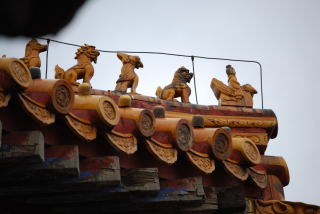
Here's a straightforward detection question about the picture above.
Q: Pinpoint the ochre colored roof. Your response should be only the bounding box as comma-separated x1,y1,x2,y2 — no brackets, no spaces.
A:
0,57,287,193
3,57,319,214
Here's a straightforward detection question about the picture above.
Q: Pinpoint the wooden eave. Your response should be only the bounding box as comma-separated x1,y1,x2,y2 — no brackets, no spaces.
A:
0,65,288,189
1,59,312,214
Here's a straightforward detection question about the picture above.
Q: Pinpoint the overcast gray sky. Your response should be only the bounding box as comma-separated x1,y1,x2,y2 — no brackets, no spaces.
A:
1,0,319,205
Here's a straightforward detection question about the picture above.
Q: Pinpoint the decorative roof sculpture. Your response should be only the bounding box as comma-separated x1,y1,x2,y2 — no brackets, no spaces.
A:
55,44,100,87
211,64,257,107
0,39,318,214
20,38,48,68
115,52,143,94
156,66,193,103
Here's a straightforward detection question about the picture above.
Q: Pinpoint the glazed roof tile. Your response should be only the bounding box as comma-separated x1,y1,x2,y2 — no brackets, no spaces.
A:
0,58,288,193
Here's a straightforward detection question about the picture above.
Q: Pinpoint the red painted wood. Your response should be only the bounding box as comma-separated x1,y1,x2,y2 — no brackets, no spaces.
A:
151,131,174,146
228,150,245,163
80,156,118,171
24,91,51,106
45,145,78,159
262,175,285,200
112,117,139,135
90,90,276,120
191,141,210,154
0,71,15,91
231,128,266,133
70,109,100,123
3,131,35,145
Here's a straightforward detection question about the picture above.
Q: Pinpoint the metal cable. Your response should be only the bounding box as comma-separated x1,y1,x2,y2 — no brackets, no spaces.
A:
45,39,50,79
191,56,198,104
37,37,264,109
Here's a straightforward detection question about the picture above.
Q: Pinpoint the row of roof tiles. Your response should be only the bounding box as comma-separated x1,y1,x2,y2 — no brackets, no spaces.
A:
0,57,289,190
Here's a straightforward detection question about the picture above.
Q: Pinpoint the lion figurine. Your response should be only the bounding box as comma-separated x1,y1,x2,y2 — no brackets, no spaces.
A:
114,53,143,94
55,44,100,86
156,66,194,103
20,38,48,68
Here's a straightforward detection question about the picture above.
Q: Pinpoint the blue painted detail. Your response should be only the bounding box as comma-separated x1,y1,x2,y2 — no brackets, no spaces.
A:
99,186,128,194
159,187,188,193
63,170,94,183
78,170,94,178
0,144,14,152
141,187,189,202
44,157,66,163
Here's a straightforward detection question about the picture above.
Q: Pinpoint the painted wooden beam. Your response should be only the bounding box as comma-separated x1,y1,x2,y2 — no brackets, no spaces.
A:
0,130,44,164
40,145,80,177
216,186,246,213
122,168,160,195
15,167,159,205
0,145,79,184
181,187,218,212
23,177,207,213
77,156,121,186
158,176,205,205
0,156,121,197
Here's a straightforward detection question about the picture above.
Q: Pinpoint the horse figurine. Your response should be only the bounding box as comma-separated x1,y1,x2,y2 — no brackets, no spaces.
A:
20,38,48,68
